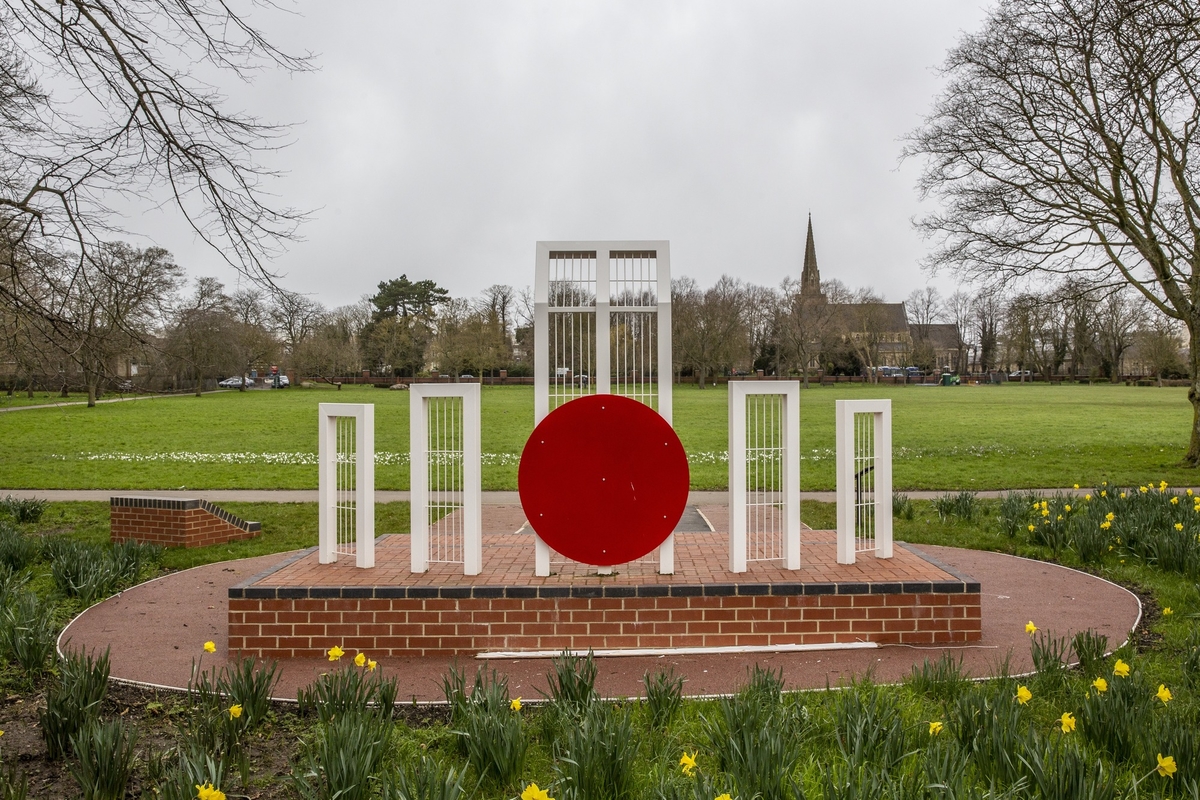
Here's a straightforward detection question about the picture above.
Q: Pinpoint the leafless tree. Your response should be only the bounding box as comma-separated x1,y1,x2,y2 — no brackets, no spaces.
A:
273,291,325,363
906,0,1200,464
1096,287,1147,381
905,286,943,340
166,277,236,396
972,290,1003,373
945,290,974,372
0,1,310,338
672,276,747,388
776,277,836,387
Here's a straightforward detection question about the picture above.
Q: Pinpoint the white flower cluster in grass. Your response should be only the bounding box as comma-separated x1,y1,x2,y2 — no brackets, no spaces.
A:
57,451,523,467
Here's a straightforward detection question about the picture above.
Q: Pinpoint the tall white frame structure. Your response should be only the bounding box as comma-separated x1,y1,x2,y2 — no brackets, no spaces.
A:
533,241,674,576
318,403,375,568
728,382,801,573
409,384,482,575
835,399,893,565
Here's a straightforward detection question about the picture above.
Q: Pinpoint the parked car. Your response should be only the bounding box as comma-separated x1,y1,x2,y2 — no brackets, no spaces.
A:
876,366,904,378
218,376,255,388
1008,370,1033,379
460,373,475,379
268,375,289,388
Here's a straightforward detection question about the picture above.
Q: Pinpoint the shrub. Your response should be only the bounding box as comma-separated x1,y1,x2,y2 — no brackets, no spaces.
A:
949,685,1027,785
934,491,979,523
446,667,526,785
68,719,139,800
702,668,806,800
544,649,598,718
219,655,280,728
1078,668,1154,762
380,756,466,800
40,648,110,760
643,666,684,730
555,702,638,800
1071,629,1109,677
892,493,915,521
298,663,398,724
998,491,1036,537
290,711,393,800
905,651,970,702
833,683,911,773
0,496,47,524
1071,518,1111,565
0,525,40,572
0,591,56,677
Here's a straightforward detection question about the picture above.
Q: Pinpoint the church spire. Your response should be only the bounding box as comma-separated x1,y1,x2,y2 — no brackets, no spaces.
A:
801,214,825,300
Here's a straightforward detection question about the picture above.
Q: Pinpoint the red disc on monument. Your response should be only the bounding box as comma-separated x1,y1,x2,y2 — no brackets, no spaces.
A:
518,395,690,567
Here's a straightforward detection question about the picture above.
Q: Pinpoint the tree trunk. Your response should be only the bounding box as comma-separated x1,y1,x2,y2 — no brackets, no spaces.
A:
195,372,204,397
1185,322,1200,466
698,367,707,389
86,381,97,408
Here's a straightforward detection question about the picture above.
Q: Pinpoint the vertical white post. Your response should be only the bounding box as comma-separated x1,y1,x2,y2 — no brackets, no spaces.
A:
835,400,855,565
729,383,748,573
656,245,675,574
462,385,483,575
875,402,893,559
595,248,611,396
782,382,801,569
318,407,336,564
410,392,429,573
357,404,375,568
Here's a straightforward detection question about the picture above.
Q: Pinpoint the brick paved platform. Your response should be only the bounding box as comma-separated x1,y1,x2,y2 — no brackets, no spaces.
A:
228,505,981,657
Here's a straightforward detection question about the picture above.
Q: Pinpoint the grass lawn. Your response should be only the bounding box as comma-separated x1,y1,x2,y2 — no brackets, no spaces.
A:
0,382,1195,491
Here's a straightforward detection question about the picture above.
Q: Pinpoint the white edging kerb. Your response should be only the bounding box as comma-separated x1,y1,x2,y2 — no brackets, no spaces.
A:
477,641,878,660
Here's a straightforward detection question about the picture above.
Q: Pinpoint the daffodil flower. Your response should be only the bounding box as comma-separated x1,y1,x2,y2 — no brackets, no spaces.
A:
1092,677,1108,693
511,697,523,711
327,645,345,662
1156,684,1172,704
929,721,944,736
1157,754,1177,778
680,752,697,775
522,783,553,800
1059,712,1075,733
228,704,242,720
1113,659,1130,678
1163,607,1173,616
367,659,378,672
1015,685,1032,705
354,652,366,668
1025,620,1038,635
196,782,227,800
203,641,216,654
1175,523,1184,531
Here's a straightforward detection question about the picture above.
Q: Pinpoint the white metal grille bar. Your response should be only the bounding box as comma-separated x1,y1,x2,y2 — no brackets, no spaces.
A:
728,381,801,573
318,403,374,568
835,399,892,564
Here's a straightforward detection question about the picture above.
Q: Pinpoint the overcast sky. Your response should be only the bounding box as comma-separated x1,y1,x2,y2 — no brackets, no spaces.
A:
132,1,993,309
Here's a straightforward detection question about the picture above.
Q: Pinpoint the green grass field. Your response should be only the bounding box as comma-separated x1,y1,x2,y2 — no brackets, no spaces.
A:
0,382,1194,491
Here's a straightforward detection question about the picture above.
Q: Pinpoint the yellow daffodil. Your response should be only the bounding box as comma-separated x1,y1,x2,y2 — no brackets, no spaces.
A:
1064,504,1072,512
1025,620,1038,635
929,721,944,736
327,645,345,662
1120,492,1127,499
1027,524,1036,533
228,704,242,720
1059,712,1075,733
1042,509,1050,517
203,641,216,654
1041,500,1049,510
367,659,378,672
1140,486,1148,494
1100,521,1111,530
511,697,523,711
1093,677,1108,693
1113,659,1130,678
716,794,733,800
1016,685,1032,705
680,752,697,775
1190,489,1195,497
1105,512,1115,521
1074,484,1080,490
354,652,366,668
1157,754,1177,778
1156,684,1173,704
1161,481,1169,491
522,783,552,800
1163,607,1173,616
1171,496,1180,505
1057,515,1064,522
196,783,226,800
1085,494,1092,501
1101,490,1107,497
1175,523,1184,531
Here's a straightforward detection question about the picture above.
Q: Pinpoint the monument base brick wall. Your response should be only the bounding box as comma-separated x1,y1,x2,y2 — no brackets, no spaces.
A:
227,586,981,658
111,497,261,549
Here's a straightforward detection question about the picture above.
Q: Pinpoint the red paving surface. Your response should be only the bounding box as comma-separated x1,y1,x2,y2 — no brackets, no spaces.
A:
255,519,954,590
61,544,1139,701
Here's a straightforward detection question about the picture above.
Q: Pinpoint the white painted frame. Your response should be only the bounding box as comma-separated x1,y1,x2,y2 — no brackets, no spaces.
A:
410,384,482,575
835,399,893,564
318,403,374,568
533,241,675,576
728,381,801,573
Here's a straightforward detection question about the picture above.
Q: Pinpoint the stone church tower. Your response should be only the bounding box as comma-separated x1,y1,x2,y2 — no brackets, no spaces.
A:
800,214,826,301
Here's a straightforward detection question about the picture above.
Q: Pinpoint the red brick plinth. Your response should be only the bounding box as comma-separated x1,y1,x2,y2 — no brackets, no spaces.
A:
228,533,981,658
111,497,261,549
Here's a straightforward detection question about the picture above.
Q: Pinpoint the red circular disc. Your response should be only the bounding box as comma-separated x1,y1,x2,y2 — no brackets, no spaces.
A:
518,395,690,566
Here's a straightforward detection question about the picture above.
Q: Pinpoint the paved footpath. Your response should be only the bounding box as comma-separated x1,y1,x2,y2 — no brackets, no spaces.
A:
0,488,1135,503
0,390,230,413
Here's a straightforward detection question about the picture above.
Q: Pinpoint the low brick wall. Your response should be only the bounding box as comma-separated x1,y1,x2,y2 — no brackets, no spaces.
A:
227,579,981,658
111,497,261,549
